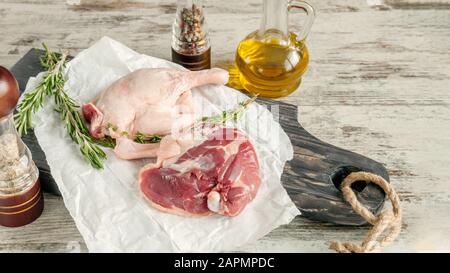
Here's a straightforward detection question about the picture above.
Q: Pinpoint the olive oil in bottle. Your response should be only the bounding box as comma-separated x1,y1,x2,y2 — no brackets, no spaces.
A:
234,31,309,98
229,0,315,98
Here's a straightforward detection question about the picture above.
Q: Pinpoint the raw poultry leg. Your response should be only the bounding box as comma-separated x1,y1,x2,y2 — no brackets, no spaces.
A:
82,68,229,160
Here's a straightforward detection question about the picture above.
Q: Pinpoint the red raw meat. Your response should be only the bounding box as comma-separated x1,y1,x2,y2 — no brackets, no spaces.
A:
139,126,261,217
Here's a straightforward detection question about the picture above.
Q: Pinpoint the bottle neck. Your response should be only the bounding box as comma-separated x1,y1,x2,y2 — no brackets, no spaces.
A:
258,0,289,40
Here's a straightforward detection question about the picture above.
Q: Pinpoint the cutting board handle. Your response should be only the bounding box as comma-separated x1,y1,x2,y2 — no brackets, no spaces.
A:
256,99,388,226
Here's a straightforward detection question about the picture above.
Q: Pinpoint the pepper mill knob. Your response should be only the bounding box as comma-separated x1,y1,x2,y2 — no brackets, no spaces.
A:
0,66,20,119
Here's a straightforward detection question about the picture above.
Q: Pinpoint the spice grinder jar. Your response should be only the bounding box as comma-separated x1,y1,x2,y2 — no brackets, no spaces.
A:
0,66,44,227
171,0,211,70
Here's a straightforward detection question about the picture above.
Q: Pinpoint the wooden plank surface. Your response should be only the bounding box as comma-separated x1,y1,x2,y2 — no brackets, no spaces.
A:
1,0,450,252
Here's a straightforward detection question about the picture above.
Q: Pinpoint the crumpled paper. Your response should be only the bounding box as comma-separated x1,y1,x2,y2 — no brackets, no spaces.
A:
25,37,300,252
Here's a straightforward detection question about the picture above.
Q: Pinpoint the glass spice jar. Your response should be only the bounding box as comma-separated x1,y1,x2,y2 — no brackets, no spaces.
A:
171,0,211,70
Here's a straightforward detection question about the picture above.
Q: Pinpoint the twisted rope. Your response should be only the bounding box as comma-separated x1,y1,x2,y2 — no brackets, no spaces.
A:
330,171,402,253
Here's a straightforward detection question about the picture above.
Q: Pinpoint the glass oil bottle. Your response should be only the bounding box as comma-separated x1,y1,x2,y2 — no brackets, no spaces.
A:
230,0,315,98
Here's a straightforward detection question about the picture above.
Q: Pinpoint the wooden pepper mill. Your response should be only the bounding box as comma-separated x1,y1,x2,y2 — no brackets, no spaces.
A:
0,66,44,227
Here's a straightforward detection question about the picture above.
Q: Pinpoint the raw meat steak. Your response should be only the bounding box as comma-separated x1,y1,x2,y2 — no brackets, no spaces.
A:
139,126,261,217
82,68,229,160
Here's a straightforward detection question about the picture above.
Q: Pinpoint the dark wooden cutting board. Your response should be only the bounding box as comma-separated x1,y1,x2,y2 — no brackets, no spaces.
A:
10,49,388,226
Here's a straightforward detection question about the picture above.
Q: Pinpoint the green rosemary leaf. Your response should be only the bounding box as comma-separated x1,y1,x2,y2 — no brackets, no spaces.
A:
148,135,162,143
134,132,162,144
94,136,116,149
135,132,146,144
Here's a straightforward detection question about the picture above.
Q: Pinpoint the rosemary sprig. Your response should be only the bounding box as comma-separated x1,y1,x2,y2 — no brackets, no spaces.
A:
101,95,257,147
53,84,107,169
15,44,108,169
14,44,67,136
135,132,162,144
102,96,257,146
200,95,257,125
105,123,162,145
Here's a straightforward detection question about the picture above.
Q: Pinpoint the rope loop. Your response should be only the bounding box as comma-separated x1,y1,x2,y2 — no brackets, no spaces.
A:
330,171,402,253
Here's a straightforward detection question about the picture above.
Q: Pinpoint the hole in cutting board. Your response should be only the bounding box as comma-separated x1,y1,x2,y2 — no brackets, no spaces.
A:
331,166,368,192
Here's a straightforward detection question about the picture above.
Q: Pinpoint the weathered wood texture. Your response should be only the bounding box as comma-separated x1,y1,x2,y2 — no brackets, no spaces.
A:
1,0,450,252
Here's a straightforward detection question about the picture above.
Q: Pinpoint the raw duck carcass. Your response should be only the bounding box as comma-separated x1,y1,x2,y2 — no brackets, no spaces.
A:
139,125,261,217
82,68,229,160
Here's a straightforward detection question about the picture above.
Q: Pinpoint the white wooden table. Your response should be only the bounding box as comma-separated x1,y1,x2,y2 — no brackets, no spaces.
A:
1,0,449,252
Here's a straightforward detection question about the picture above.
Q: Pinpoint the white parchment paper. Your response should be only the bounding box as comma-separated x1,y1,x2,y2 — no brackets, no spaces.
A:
25,37,300,252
